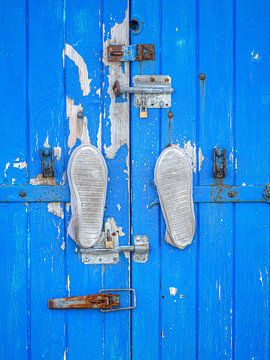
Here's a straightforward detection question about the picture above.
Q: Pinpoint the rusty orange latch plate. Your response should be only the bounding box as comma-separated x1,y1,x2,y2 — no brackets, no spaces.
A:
48,293,120,311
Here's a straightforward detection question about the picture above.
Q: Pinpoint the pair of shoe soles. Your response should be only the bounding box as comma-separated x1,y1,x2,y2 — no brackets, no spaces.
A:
68,144,195,249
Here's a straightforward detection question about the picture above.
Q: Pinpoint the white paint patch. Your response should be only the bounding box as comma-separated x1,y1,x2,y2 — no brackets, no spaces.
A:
66,275,70,296
103,8,129,160
242,182,247,186
44,135,50,148
60,171,66,185
11,178,15,185
216,280,221,301
47,203,64,219
65,202,71,212
180,141,197,173
229,151,234,163
251,50,261,63
63,348,67,360
198,147,205,171
259,271,263,285
169,287,178,296
4,162,10,178
97,113,102,151
30,173,56,185
96,88,101,97
66,97,91,153
61,241,66,251
105,217,125,237
64,43,91,96
117,203,121,212
13,161,27,169
54,146,62,161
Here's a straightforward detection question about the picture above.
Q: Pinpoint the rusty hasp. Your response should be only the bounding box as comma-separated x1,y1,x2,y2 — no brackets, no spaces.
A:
107,44,155,62
48,293,120,311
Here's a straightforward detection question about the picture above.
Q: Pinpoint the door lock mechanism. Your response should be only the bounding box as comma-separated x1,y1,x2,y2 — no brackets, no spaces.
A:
113,75,174,118
80,221,149,265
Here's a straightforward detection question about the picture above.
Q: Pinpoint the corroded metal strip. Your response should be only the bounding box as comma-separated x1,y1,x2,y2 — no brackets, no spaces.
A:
48,293,120,310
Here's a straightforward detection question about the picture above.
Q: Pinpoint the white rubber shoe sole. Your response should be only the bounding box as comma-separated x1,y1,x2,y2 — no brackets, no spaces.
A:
154,146,195,249
67,144,108,249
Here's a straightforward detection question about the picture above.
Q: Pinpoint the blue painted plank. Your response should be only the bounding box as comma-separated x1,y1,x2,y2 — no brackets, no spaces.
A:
197,0,234,358
130,1,162,359
102,1,131,359
0,205,28,360
28,0,67,358
64,1,103,359
234,0,270,358
0,1,28,359
159,1,197,358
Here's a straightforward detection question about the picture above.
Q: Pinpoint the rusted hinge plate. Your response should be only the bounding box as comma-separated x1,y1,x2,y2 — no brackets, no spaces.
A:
48,293,120,310
107,44,155,62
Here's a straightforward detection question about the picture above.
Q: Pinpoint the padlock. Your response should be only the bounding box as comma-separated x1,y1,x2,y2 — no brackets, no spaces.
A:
140,105,148,118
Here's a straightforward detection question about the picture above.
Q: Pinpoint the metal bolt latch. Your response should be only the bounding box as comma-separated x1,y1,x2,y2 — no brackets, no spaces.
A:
113,75,174,119
79,220,149,265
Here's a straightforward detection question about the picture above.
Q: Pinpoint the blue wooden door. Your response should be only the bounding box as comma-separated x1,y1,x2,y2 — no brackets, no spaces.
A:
0,0,269,359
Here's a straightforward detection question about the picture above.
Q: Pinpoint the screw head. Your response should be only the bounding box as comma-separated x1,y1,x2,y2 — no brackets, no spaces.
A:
199,73,206,81
19,191,26,198
82,257,89,263
168,111,174,119
77,111,84,119
228,190,236,198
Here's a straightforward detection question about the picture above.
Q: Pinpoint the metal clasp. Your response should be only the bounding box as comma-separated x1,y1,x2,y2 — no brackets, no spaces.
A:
99,289,136,312
113,75,174,118
80,221,149,265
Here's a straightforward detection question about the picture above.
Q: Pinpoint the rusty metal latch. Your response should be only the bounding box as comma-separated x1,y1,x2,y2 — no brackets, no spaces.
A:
48,289,136,312
107,44,155,62
113,75,174,118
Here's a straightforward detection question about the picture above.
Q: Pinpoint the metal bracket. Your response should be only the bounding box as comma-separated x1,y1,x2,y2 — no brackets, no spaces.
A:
80,221,149,264
213,147,226,178
263,184,270,203
42,148,54,178
107,44,155,62
113,75,173,118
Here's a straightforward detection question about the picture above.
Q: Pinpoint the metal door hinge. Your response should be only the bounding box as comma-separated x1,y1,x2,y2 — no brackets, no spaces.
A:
113,75,173,118
213,147,226,178
42,147,54,178
107,44,155,62
48,288,136,312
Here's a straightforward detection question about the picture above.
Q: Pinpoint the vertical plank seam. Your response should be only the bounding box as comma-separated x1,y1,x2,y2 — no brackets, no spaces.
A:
195,0,201,358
